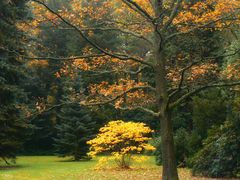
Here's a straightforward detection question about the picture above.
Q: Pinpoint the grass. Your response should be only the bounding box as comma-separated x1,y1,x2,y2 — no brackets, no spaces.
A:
0,156,236,180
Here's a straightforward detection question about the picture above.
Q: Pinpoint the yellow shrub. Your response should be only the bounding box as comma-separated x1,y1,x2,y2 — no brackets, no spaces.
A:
87,120,155,169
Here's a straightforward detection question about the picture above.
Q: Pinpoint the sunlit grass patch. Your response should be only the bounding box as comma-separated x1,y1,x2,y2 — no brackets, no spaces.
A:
0,156,237,180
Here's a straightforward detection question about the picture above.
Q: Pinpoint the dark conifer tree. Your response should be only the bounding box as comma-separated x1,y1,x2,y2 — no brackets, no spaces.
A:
53,76,97,161
54,104,96,161
0,0,29,164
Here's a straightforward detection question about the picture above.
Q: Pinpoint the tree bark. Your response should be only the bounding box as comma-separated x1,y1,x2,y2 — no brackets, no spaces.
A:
160,109,179,180
155,59,179,180
153,24,179,180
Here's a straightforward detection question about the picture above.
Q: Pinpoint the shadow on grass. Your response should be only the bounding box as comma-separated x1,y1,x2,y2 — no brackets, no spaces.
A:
56,158,95,163
0,165,29,171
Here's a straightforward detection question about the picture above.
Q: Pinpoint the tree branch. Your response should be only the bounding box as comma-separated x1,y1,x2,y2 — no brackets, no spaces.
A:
32,0,154,68
205,49,240,60
83,66,148,77
27,86,156,120
166,14,237,40
27,101,78,121
0,46,107,61
168,61,199,101
113,104,160,117
162,0,182,31
169,81,240,109
59,27,153,45
167,48,240,105
81,27,153,45
25,54,106,61
121,0,154,22
81,85,156,106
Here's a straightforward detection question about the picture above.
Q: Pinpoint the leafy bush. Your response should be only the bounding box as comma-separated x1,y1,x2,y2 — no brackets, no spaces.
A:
87,120,155,169
191,115,240,178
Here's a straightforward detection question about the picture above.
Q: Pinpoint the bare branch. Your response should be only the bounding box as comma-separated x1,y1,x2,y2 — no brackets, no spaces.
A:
114,105,160,117
169,81,240,109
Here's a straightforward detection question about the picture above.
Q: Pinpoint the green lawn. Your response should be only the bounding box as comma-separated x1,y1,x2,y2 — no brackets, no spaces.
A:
0,156,234,180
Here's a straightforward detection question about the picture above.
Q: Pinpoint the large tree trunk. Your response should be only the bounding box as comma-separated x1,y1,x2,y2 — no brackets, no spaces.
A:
153,32,179,180
160,109,179,180
155,61,179,180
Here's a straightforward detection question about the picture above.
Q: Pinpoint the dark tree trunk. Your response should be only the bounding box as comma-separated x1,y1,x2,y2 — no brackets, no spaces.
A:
155,61,179,180
160,110,179,180
153,26,179,179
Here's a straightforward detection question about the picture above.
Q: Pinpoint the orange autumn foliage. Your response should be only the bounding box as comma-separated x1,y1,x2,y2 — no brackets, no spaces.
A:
167,63,219,86
174,0,240,31
223,61,240,80
88,79,154,108
25,0,240,109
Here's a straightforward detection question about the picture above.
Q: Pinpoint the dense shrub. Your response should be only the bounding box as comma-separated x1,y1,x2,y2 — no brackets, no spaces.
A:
191,115,240,178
